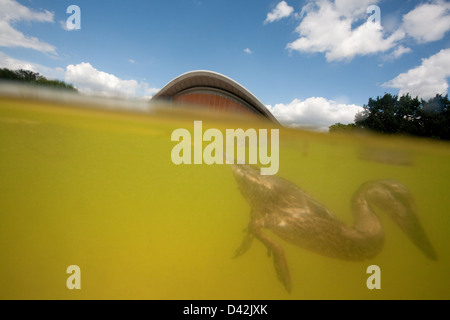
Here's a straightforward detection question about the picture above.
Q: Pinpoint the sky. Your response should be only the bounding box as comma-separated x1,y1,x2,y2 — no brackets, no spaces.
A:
1,0,450,130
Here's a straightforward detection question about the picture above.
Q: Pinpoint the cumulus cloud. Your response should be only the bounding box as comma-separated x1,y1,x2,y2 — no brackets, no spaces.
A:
65,62,159,99
59,20,72,31
286,0,408,61
383,49,450,100
0,51,42,72
0,52,159,99
401,0,450,43
266,97,363,131
0,0,56,54
0,51,64,79
284,0,450,62
387,45,412,60
244,48,253,54
264,1,294,24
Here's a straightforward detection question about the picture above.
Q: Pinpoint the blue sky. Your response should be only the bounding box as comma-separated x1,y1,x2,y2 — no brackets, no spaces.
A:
1,0,450,130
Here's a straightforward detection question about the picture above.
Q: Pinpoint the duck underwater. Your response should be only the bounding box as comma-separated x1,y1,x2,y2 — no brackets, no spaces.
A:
230,164,438,293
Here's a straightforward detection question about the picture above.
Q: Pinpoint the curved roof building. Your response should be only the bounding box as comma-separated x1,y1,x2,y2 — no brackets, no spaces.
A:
152,70,279,124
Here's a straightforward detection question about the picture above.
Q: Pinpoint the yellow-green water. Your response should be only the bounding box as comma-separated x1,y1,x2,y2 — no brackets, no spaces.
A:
0,96,449,300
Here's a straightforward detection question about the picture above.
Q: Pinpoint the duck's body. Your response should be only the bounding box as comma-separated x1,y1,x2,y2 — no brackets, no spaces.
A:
231,164,437,292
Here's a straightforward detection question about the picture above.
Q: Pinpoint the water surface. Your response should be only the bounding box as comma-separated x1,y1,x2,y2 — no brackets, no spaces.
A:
0,96,448,299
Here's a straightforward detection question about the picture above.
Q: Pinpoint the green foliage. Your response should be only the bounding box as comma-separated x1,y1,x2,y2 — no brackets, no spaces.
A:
0,68,77,92
0,68,20,80
419,94,450,140
34,78,77,91
329,123,357,132
353,93,450,140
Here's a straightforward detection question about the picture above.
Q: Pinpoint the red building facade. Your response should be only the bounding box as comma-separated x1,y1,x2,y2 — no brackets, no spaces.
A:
152,70,279,124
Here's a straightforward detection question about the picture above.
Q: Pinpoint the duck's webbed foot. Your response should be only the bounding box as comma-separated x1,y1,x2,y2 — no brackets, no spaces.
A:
234,225,255,258
252,226,292,293
235,220,291,293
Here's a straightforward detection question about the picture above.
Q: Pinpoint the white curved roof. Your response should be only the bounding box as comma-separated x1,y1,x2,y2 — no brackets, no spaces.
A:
152,70,279,124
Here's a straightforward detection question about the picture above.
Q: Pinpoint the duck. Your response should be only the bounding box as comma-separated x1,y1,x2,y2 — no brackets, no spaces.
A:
231,164,438,292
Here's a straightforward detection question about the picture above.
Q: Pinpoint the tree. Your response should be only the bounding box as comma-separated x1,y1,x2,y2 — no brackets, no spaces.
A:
0,68,77,91
355,93,420,134
15,69,44,81
329,123,357,132
354,93,450,140
34,77,77,91
396,94,421,134
419,94,450,140
0,68,18,80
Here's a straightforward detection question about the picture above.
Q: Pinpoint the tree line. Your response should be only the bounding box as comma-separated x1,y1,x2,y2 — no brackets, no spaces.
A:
330,93,450,141
0,68,77,92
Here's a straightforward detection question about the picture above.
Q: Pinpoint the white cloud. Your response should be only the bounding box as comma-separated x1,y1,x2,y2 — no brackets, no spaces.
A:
0,52,159,99
0,51,41,72
244,48,253,54
334,0,377,17
266,97,363,131
264,1,294,24
0,0,56,54
383,49,450,100
0,0,53,22
65,62,159,99
286,0,450,62
286,0,408,62
401,0,450,43
0,51,63,78
60,20,71,31
387,45,412,60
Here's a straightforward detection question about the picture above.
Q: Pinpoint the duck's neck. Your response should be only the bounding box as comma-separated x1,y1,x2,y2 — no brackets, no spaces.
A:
351,183,384,238
350,180,437,261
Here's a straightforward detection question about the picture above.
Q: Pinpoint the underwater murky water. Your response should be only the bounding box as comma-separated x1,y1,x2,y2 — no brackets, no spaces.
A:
0,95,449,299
